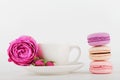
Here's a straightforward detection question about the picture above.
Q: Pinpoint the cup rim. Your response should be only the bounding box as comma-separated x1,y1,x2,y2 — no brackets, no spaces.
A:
38,42,80,45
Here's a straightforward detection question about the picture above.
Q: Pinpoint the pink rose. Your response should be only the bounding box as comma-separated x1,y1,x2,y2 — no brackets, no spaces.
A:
8,36,38,66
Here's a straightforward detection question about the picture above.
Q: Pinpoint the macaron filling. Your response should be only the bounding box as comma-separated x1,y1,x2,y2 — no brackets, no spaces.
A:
88,37,110,43
91,52,110,54
90,65,112,70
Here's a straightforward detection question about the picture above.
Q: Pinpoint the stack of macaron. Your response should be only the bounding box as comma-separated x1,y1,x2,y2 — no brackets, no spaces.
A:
87,32,112,74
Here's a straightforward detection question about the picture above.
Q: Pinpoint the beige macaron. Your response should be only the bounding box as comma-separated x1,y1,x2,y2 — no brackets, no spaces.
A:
89,46,111,61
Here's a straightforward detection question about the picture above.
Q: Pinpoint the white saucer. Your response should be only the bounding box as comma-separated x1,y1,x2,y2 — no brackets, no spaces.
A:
24,63,84,75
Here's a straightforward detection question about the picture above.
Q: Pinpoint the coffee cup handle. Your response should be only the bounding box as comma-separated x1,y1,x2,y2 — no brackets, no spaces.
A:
68,45,81,64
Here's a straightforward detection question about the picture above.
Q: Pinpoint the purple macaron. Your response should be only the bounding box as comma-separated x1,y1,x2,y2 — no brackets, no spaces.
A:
87,32,110,46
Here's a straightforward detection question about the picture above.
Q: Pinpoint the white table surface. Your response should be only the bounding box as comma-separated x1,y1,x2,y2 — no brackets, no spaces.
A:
1,62,120,80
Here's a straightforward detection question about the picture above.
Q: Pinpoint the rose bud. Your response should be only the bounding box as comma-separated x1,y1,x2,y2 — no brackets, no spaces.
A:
34,60,45,66
45,61,54,66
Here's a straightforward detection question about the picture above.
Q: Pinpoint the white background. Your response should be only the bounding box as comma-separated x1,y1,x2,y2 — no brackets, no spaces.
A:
0,0,120,79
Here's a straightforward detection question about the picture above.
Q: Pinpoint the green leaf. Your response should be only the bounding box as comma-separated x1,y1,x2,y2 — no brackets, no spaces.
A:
43,59,48,63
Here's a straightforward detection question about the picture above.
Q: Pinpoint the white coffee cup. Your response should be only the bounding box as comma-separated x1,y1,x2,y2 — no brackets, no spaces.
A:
39,43,81,65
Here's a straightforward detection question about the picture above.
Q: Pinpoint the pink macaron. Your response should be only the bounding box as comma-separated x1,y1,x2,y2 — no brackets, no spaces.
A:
90,61,112,74
87,32,110,46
